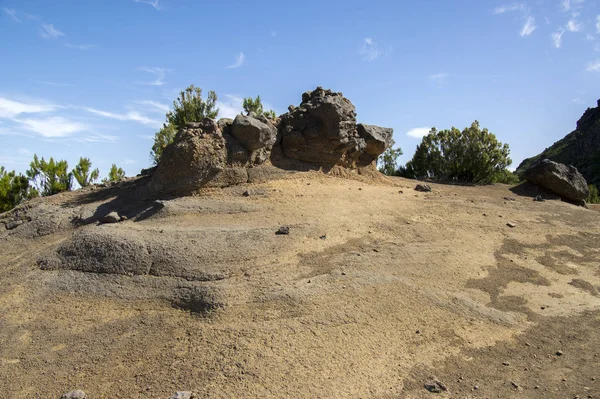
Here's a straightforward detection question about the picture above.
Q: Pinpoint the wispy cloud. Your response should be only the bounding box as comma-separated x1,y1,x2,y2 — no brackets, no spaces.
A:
552,29,565,48
407,127,431,138
586,60,600,72
596,15,600,34
135,67,169,86
358,38,391,61
40,23,65,39
13,116,88,138
429,72,448,84
65,43,93,50
572,98,585,104
3,8,20,22
226,52,246,69
134,0,160,10
0,97,58,118
37,81,74,87
493,3,525,14
561,0,584,12
566,19,583,32
135,100,170,113
84,107,162,127
215,95,243,119
124,159,138,165
520,16,536,36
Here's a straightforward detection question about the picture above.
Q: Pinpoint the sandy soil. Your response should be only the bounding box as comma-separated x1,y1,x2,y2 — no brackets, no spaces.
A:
0,172,599,398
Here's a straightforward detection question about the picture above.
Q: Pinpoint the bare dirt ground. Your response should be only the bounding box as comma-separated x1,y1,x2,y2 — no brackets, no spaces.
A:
1,172,599,398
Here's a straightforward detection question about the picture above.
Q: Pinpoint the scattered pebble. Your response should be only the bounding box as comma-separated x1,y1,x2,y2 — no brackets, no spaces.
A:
415,184,432,192
502,361,510,366
534,195,545,202
242,190,250,197
424,377,447,393
510,381,520,389
504,196,516,201
319,235,327,240
506,222,516,228
275,226,290,235
61,391,87,399
170,392,195,399
102,211,120,224
556,350,563,356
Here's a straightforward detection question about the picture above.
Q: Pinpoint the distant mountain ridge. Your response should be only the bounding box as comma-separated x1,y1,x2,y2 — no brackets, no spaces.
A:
516,100,600,187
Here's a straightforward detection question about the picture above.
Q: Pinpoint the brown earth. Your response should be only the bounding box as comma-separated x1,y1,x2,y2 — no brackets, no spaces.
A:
1,172,599,398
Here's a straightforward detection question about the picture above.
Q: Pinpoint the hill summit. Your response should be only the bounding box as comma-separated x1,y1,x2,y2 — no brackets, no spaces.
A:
516,99,600,186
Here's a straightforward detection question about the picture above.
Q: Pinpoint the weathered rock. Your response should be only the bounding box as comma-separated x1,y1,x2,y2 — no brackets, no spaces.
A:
61,390,87,399
102,211,120,224
4,219,24,230
523,159,589,201
231,114,277,157
149,119,228,195
356,124,393,156
279,87,392,167
415,184,432,192
276,226,290,235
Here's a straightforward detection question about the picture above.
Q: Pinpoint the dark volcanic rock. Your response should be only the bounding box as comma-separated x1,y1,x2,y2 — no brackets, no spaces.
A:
523,159,589,201
279,87,392,167
516,99,600,187
231,114,277,152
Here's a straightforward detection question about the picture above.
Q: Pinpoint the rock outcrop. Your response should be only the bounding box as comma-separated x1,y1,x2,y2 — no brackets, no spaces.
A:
516,99,600,187
279,87,392,167
523,159,589,201
149,87,393,195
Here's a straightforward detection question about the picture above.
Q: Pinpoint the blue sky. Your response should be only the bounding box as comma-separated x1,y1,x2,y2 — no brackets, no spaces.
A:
1,0,599,181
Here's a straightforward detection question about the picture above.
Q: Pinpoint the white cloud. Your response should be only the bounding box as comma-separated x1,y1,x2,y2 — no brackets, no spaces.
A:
37,81,74,87
215,95,243,119
3,8,20,22
135,100,170,113
134,0,160,10
566,19,583,32
596,15,600,33
587,34,595,41
40,24,65,39
18,148,32,155
586,60,600,72
494,3,525,14
561,0,584,12
226,52,246,69
270,30,277,37
572,98,585,104
520,16,536,36
84,107,162,127
65,43,93,50
358,38,390,61
429,72,447,80
0,97,57,118
407,127,431,138
552,29,565,47
136,67,169,86
124,159,137,165
14,116,87,138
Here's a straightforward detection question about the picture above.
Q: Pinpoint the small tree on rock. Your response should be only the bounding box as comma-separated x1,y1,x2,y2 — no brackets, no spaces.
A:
242,95,277,119
72,157,100,188
26,155,73,196
151,85,219,164
102,164,126,184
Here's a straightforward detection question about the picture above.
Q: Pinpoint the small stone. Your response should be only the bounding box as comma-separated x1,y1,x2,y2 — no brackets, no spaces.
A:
275,226,290,235
320,235,327,240
415,184,432,192
556,350,563,356
242,190,250,197
4,220,24,230
534,195,545,202
502,361,510,366
341,271,346,276
61,391,87,399
120,215,128,221
424,377,447,393
511,381,520,389
504,196,516,201
506,222,516,228
102,211,120,224
170,392,195,399
398,190,404,194
416,330,420,334
473,385,479,390
483,213,487,216
534,385,540,389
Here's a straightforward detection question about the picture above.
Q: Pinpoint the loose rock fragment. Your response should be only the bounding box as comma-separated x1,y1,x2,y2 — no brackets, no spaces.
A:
424,377,447,393
102,211,120,224
170,392,195,399
415,184,432,192
61,391,87,399
506,222,516,228
276,226,290,235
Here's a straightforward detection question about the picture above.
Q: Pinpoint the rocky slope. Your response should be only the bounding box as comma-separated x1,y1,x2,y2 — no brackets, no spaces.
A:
516,99,600,187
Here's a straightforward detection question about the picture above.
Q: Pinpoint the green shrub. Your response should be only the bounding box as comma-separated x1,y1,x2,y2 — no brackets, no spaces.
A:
102,164,125,184
26,155,73,196
406,121,513,184
242,95,277,119
0,167,34,212
587,184,600,204
377,139,403,176
72,157,100,188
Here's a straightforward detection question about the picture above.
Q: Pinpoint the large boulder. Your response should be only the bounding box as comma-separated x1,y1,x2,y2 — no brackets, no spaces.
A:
149,119,228,195
523,159,589,201
279,87,392,167
231,114,277,165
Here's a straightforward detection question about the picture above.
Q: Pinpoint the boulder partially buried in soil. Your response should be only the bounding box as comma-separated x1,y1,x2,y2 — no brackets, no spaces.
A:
523,159,589,201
